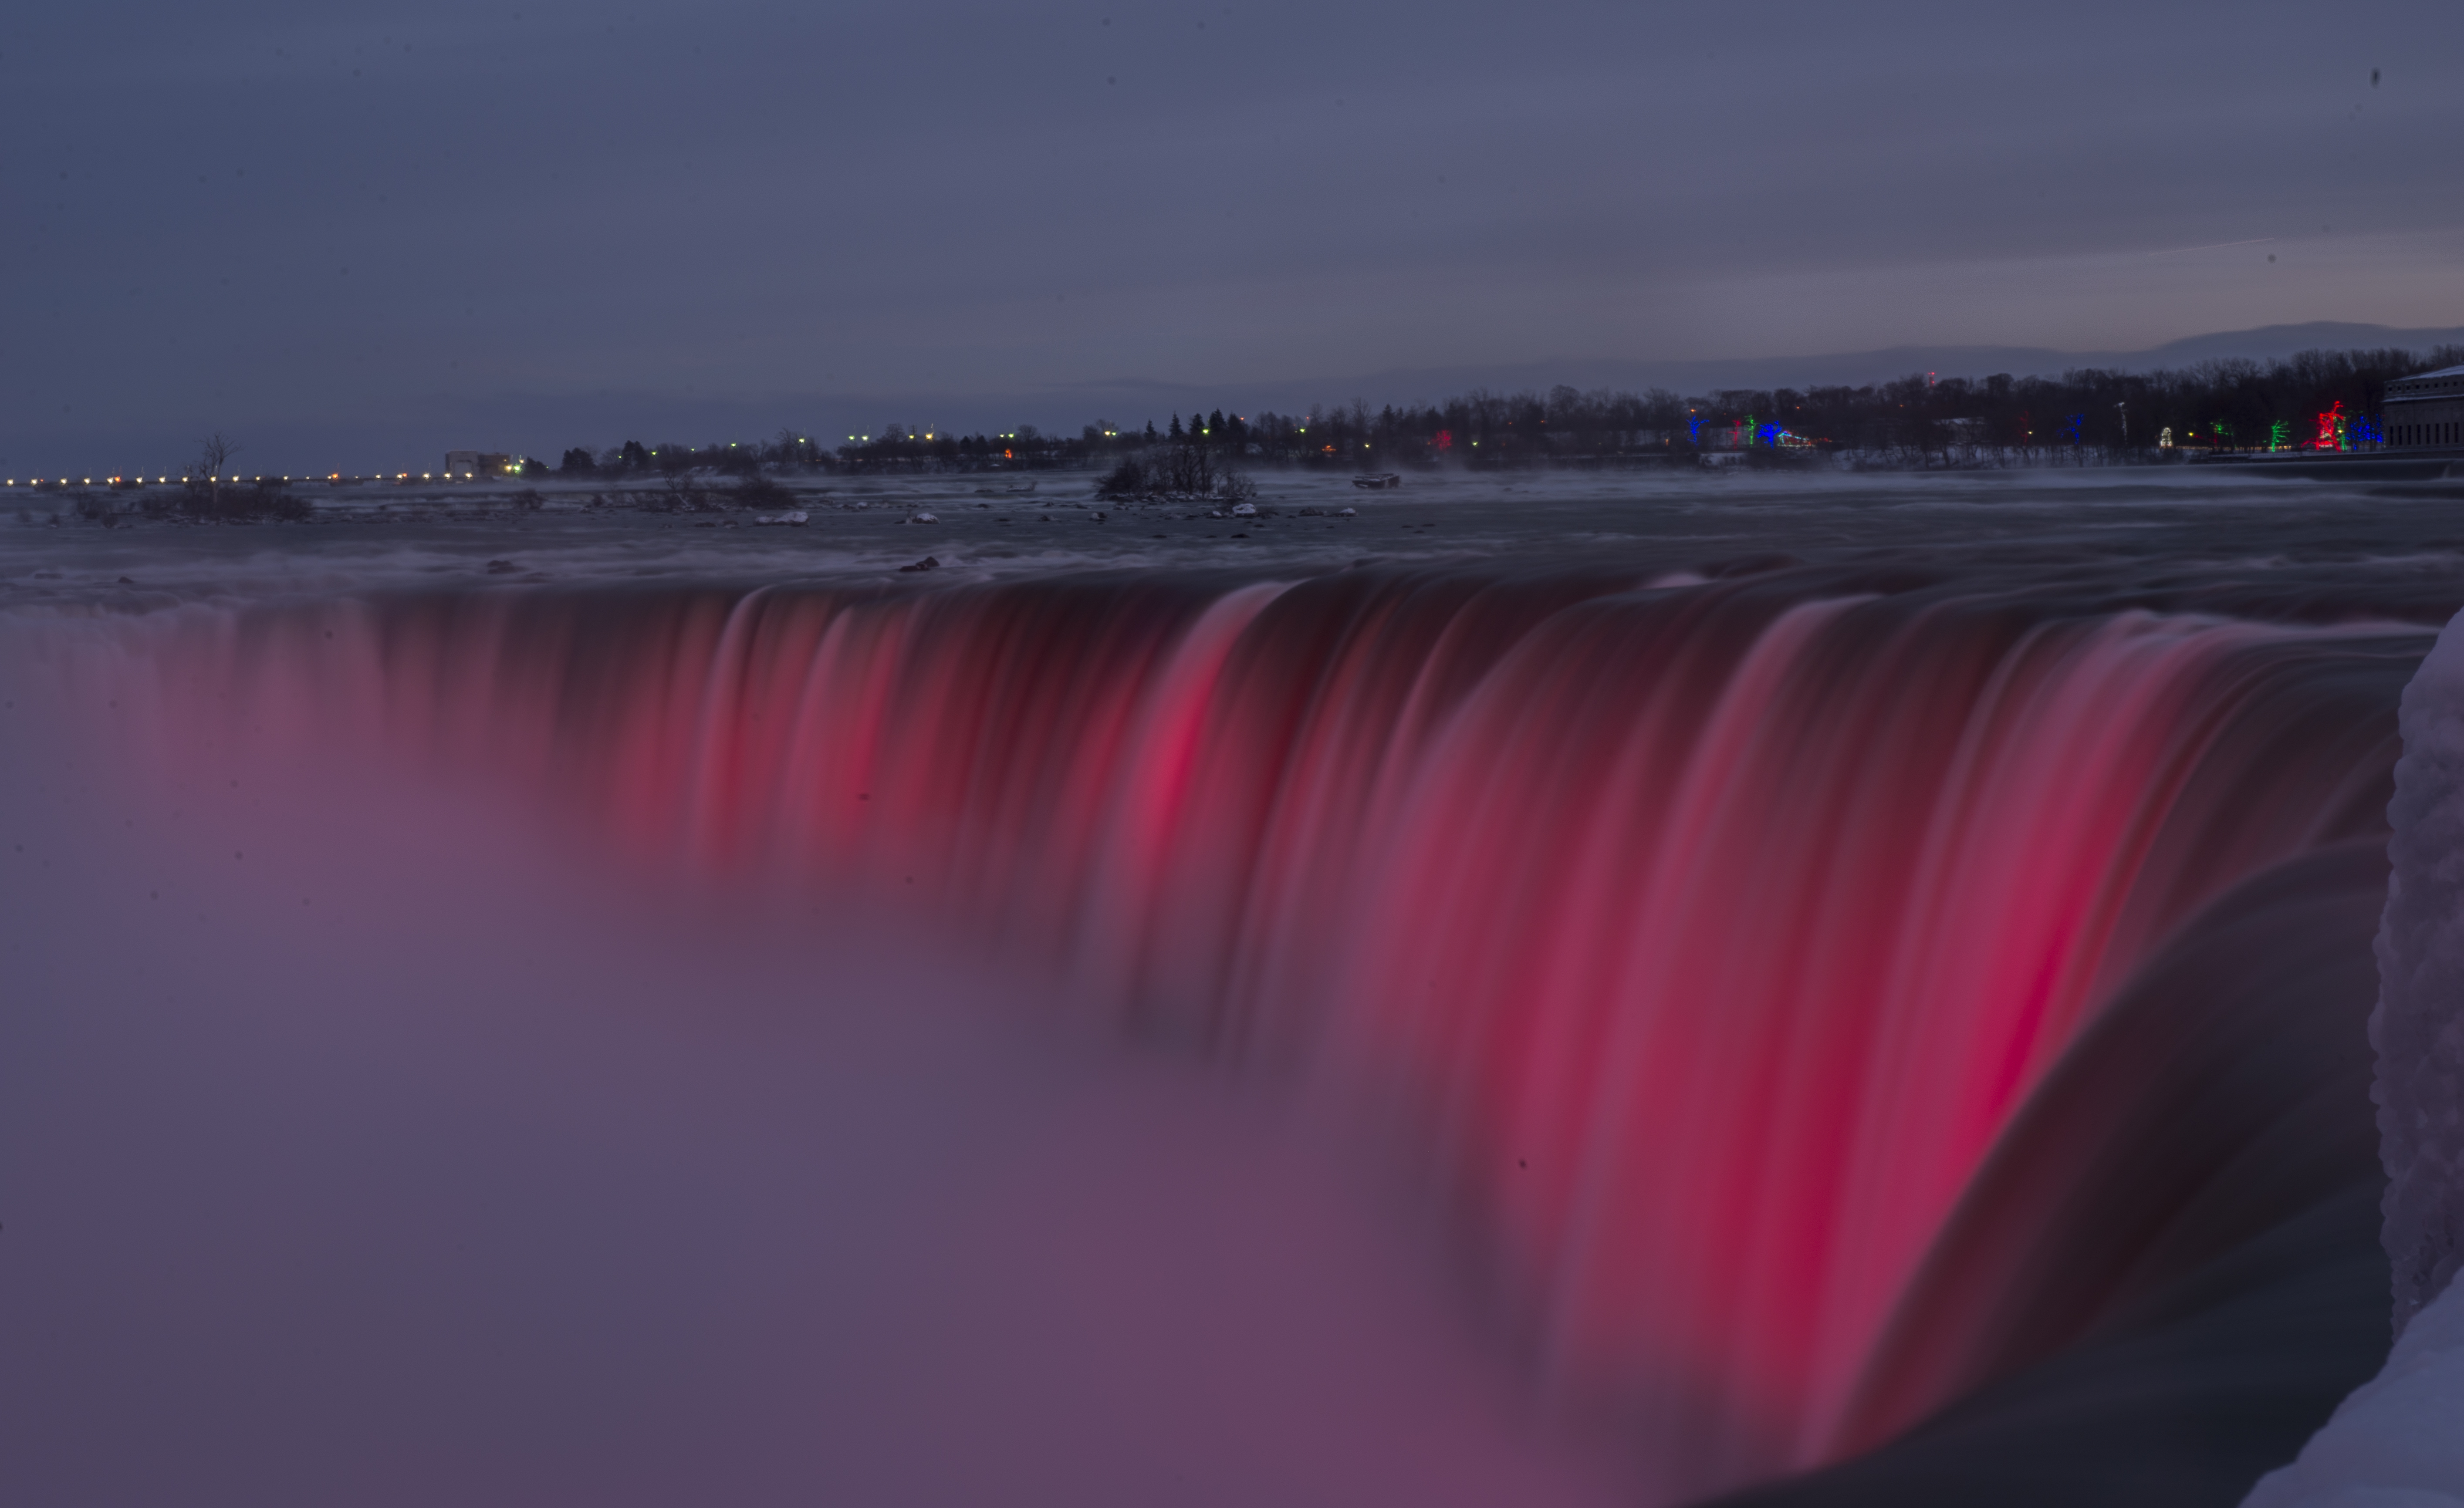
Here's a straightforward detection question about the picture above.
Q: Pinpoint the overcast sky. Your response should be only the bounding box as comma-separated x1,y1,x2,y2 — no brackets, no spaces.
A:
7,0,2461,471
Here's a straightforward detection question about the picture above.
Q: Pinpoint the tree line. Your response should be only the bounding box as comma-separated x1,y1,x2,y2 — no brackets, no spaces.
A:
529,344,2464,477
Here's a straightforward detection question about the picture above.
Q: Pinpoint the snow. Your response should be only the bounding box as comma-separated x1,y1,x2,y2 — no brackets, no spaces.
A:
2376,606,2464,1333
2240,604,2464,1508
2241,1278,2464,1507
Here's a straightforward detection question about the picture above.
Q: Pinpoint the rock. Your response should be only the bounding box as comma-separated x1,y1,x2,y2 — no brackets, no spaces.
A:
898,556,941,573
908,512,939,524
1231,502,1258,517
1338,507,1357,516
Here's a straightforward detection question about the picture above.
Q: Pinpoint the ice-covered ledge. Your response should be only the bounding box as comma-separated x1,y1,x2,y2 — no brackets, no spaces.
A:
2244,608,2464,1507
2377,609,2464,1334
2242,1277,2464,1506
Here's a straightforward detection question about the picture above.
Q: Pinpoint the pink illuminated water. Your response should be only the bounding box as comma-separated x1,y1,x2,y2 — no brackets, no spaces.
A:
33,562,2408,1503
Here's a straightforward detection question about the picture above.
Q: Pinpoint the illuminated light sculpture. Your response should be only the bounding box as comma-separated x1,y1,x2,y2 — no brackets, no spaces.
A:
2305,401,2350,452
1752,423,1820,450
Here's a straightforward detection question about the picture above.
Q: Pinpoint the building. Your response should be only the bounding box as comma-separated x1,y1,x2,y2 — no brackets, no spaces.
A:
444,450,516,478
2385,365,2464,449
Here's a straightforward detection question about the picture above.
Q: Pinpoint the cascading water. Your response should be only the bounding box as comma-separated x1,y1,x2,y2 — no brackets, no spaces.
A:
81,561,2420,1504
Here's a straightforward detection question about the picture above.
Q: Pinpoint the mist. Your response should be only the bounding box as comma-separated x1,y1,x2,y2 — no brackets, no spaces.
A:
0,629,1627,1508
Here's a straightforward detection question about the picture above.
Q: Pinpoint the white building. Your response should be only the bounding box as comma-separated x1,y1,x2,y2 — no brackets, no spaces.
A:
444,450,516,478
2386,366,2464,449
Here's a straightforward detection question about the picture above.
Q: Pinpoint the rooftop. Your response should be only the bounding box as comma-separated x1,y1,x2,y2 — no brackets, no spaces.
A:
2387,365,2464,401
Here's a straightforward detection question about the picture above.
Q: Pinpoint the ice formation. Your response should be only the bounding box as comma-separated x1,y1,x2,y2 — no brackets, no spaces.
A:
2378,607,2464,1334
2237,607,2464,1508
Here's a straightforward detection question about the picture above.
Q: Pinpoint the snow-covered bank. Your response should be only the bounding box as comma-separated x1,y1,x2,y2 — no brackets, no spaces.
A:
2379,609,2464,1335
2242,1279,2464,1506
2240,607,2464,1507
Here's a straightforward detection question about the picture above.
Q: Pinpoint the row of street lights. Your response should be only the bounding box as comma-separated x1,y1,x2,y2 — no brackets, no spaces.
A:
3,472,507,487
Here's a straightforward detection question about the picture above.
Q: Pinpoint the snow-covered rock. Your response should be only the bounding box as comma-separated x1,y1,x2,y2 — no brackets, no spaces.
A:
2242,1277,2464,1506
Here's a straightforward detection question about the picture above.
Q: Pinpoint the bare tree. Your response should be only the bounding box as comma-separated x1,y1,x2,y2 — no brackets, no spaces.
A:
191,433,239,511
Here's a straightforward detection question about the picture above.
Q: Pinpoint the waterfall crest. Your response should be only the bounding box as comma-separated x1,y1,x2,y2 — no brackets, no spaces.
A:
122,566,2422,1501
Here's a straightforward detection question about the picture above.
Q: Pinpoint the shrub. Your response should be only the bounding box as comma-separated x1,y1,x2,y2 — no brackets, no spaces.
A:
655,474,717,512
731,474,794,509
1095,458,1149,500
147,479,311,523
1155,444,1216,497
71,491,128,527
1097,449,1256,502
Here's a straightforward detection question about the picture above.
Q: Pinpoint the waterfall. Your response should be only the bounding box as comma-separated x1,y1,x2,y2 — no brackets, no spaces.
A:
103,563,2423,1502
